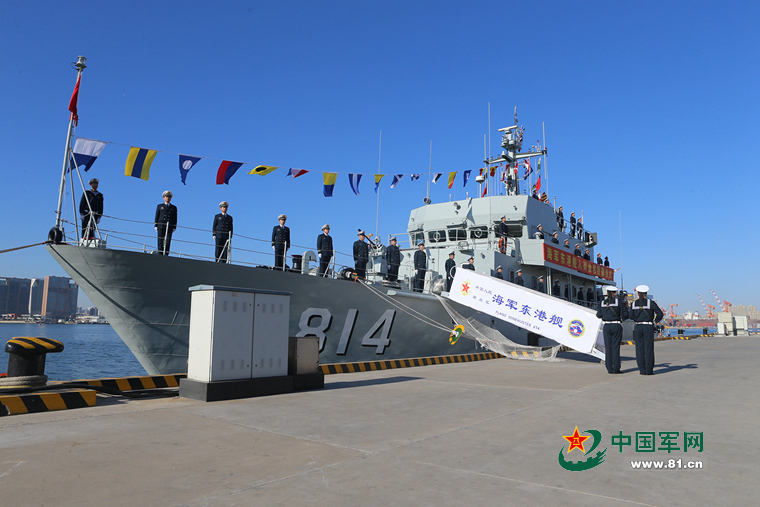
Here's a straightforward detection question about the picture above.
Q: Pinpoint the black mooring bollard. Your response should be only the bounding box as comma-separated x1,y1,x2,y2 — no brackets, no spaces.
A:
5,337,64,378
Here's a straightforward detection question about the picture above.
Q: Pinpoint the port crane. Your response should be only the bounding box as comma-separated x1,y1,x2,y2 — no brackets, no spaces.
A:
710,290,733,313
696,294,716,319
668,304,678,319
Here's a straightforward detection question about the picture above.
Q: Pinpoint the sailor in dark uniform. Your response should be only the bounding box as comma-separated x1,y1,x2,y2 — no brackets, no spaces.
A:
569,212,576,238
577,218,584,240
563,239,570,249
212,201,233,263
551,232,559,244
515,268,524,286
537,275,545,293
154,190,177,255
316,224,333,277
556,206,565,233
583,249,591,261
444,251,456,292
574,244,582,257
534,224,544,239
597,253,603,265
596,287,629,374
497,216,508,237
494,266,503,279
586,287,595,307
413,241,427,292
79,178,103,240
576,288,584,305
462,257,476,271
386,237,401,281
630,285,664,375
604,256,610,267
550,280,559,297
353,230,369,279
272,214,290,271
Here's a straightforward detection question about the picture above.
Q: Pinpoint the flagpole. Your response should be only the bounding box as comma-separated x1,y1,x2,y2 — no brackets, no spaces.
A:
543,122,548,200
375,131,381,240
53,56,87,240
426,140,432,204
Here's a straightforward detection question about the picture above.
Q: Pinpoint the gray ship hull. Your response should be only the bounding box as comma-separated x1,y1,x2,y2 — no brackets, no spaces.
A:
47,244,503,375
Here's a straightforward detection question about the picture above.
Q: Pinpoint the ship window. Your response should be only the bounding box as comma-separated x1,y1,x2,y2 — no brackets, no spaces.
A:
410,232,424,246
428,230,447,243
448,229,467,241
469,226,488,239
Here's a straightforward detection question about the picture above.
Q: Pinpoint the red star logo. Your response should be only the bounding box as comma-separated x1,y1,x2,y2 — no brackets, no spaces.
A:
460,280,471,296
562,426,590,453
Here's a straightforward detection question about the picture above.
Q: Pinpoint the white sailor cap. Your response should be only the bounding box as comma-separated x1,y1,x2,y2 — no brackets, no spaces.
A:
390,236,398,241
357,229,366,236
605,286,618,294
88,178,99,185
448,251,455,256
516,268,522,272
468,256,474,261
496,265,502,270
538,275,544,279
219,201,229,208
537,224,542,228
278,214,287,221
418,240,425,246
162,190,173,198
322,224,330,230
635,285,649,293
501,215,506,219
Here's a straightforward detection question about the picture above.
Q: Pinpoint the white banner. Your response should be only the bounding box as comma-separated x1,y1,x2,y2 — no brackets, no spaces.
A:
448,269,602,354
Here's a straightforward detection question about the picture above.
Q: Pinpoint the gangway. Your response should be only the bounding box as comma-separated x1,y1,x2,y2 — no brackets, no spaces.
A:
448,269,605,360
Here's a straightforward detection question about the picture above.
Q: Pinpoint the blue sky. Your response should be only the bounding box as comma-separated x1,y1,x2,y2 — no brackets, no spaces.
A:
1,0,758,314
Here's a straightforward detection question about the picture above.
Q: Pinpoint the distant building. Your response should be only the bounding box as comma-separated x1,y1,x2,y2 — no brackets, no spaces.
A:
29,277,44,315
41,276,78,321
0,277,32,317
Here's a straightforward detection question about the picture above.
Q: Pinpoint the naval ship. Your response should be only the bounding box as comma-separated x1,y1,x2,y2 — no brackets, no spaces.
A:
48,65,615,375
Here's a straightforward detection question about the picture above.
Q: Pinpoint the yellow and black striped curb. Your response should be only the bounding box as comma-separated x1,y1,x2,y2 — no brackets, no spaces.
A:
55,374,186,391
0,390,95,416
320,352,502,374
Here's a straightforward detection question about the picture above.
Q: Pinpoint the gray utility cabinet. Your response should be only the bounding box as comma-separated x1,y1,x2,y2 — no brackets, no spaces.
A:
187,285,290,382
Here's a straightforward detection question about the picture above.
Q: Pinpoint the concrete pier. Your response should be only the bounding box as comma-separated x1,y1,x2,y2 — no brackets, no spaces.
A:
1,335,757,506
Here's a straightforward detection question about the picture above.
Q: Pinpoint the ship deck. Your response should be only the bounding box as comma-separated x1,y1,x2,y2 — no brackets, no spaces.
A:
1,335,757,506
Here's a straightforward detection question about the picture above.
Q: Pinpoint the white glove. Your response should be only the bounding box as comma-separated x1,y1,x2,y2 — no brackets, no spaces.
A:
414,270,418,275
318,253,321,259
154,227,157,231
272,246,275,251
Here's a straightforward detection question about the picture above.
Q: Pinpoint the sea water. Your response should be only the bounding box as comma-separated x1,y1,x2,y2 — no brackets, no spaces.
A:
0,323,146,380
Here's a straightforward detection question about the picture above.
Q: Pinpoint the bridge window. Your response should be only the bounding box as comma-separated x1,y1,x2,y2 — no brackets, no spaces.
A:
448,229,467,241
427,230,447,243
469,227,488,240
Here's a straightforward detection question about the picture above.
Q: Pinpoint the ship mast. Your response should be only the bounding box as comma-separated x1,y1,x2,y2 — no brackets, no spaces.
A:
51,56,87,243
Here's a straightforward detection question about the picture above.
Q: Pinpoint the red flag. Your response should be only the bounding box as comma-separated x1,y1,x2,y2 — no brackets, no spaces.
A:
535,174,541,193
490,166,496,177
68,74,81,126
482,181,487,197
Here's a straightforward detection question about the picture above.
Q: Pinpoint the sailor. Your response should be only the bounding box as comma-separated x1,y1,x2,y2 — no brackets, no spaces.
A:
497,216,508,237
630,285,664,375
576,287,584,305
271,214,291,271
583,248,591,261
532,189,539,200
577,218,584,240
534,224,544,240
212,201,233,263
551,232,559,244
386,237,401,281
79,178,103,240
563,239,570,249
462,257,475,271
596,287,630,374
597,253,603,265
316,224,333,277
506,172,514,195
537,275,545,293
515,268,524,286
574,244,582,257
413,241,427,292
353,230,369,279
569,212,576,237
494,266,503,280
154,190,177,255
556,206,565,232
552,279,561,297
586,287,595,307
444,251,456,292
604,256,610,267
